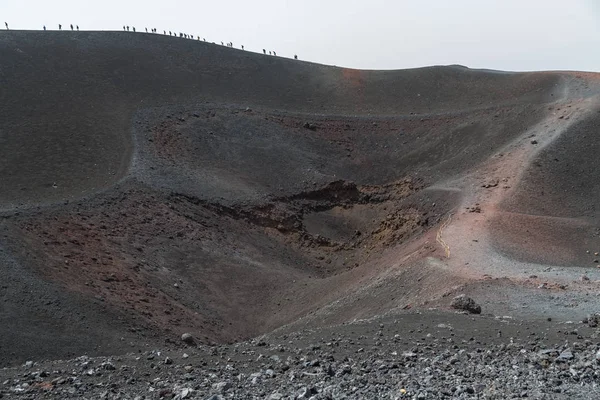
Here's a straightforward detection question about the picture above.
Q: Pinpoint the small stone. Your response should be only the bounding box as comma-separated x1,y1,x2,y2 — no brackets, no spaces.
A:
296,387,318,398
338,364,352,375
249,372,262,384
303,122,317,131
482,179,499,188
158,389,173,398
326,364,335,376
556,350,573,362
212,381,231,393
101,362,116,370
181,333,195,345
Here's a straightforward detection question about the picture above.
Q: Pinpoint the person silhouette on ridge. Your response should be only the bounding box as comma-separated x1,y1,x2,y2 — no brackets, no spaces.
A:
59,24,62,30
4,22,8,30
70,24,73,30
43,25,46,31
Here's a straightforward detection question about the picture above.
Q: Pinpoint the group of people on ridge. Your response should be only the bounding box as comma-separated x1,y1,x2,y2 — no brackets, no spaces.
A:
3,21,299,60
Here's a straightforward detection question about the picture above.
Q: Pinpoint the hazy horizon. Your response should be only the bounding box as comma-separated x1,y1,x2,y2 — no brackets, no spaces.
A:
2,0,600,72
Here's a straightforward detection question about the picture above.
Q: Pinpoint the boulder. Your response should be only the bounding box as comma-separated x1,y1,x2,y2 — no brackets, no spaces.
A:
451,295,482,314
181,333,196,345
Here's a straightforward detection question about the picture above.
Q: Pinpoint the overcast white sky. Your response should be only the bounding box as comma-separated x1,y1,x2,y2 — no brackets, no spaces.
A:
2,0,600,72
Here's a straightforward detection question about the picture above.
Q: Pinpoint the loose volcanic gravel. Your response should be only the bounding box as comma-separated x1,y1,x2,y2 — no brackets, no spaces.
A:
3,312,600,399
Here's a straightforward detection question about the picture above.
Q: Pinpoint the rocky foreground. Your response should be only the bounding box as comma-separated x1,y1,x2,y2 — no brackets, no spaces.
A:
2,310,600,399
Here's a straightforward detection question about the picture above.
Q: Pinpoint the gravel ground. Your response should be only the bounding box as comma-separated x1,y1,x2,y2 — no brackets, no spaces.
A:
3,311,600,399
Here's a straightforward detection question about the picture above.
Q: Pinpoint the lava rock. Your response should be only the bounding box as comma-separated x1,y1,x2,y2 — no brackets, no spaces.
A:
451,295,482,314
181,333,196,345
303,122,317,131
586,313,599,327
212,381,231,393
296,386,318,398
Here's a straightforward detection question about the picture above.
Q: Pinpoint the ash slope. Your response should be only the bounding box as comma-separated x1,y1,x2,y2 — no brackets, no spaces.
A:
0,31,595,366
0,31,560,209
495,105,600,267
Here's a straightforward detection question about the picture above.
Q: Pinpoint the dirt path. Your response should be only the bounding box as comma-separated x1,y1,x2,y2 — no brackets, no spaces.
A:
432,73,600,319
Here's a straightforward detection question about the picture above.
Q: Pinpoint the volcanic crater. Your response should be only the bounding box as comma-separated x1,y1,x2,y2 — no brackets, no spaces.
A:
1,31,600,367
